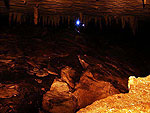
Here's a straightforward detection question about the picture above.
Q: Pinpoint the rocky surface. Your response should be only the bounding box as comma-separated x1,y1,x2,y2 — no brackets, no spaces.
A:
61,66,77,89
42,53,136,112
73,70,120,109
77,75,150,113
0,81,42,113
0,28,149,113
42,78,78,113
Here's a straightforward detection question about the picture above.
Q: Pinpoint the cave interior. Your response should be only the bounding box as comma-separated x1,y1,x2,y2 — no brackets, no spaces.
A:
0,0,150,113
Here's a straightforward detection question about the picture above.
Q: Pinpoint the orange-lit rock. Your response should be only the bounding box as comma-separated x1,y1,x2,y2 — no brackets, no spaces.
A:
73,70,120,109
42,78,77,113
34,6,38,25
77,75,150,113
78,55,89,69
61,66,76,89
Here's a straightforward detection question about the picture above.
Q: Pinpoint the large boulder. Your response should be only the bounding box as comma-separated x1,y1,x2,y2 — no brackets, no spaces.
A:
42,78,77,113
73,70,120,109
77,75,150,113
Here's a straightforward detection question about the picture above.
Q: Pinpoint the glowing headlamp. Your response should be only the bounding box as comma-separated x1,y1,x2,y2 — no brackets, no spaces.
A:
76,19,80,26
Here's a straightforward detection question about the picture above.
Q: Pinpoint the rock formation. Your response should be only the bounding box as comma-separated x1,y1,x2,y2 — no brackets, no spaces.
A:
42,78,78,113
73,70,120,109
77,75,150,113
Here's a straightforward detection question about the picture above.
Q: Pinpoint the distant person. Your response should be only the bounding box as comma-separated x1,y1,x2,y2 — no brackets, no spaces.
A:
142,0,145,8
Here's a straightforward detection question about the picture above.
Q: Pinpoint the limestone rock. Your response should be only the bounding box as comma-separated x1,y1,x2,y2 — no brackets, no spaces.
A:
42,78,77,113
77,75,150,113
73,71,120,109
61,66,76,89
78,55,89,69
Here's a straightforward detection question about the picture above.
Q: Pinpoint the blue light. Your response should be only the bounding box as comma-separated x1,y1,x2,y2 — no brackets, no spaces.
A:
76,19,80,26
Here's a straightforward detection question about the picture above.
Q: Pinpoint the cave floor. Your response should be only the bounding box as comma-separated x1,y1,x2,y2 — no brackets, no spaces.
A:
0,26,150,112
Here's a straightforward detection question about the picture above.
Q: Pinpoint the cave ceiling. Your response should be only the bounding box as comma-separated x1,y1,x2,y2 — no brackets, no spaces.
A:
0,0,149,16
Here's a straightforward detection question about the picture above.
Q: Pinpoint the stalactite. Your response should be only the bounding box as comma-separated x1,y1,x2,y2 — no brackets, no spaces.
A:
114,16,119,24
17,13,21,24
99,17,102,30
56,15,58,26
9,12,12,25
82,15,86,26
20,15,23,24
51,16,53,26
42,16,45,26
68,15,70,25
108,16,112,26
34,6,38,25
47,16,50,25
129,16,137,35
80,13,83,21
13,13,17,23
49,16,52,25
94,16,98,25
53,16,55,27
65,15,68,25
54,16,57,27
85,16,88,26
45,16,48,25
51,16,54,26
104,15,108,26
61,16,63,25
57,15,59,26
89,16,92,23
89,16,91,25
121,16,125,29
58,15,60,26
46,16,48,25
124,16,129,24
24,16,27,24
38,16,41,24
43,16,45,25
56,15,59,26
22,15,25,23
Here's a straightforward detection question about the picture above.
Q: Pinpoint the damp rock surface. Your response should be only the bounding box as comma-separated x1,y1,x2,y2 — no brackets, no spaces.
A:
77,75,150,113
42,78,78,113
73,70,120,109
61,66,77,89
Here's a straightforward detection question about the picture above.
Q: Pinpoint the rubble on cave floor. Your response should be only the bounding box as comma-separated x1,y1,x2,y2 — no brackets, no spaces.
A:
0,30,149,113
77,75,150,113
